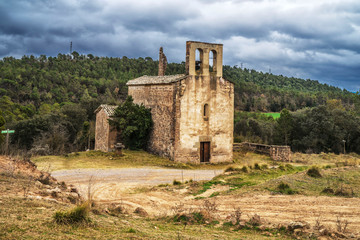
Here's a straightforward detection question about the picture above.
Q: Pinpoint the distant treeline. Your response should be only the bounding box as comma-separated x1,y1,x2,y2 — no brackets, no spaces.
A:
235,100,360,154
0,53,359,154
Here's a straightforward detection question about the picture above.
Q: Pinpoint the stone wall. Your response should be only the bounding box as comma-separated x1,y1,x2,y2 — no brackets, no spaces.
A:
94,108,117,152
128,84,176,158
234,142,292,162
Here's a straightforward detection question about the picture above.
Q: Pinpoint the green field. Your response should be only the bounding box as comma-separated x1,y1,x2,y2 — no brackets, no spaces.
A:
262,112,280,119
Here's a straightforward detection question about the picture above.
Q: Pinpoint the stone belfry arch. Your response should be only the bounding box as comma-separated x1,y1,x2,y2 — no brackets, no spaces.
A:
185,41,223,78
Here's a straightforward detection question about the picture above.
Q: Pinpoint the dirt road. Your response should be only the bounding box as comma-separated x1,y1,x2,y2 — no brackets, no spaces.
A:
52,168,220,200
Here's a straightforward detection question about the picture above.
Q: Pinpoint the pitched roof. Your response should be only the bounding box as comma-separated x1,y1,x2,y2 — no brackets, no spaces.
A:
94,104,117,116
126,74,186,86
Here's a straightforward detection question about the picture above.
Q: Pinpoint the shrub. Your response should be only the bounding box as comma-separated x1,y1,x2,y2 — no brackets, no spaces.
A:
173,180,181,185
241,166,248,173
53,202,90,224
225,166,237,172
173,211,209,225
307,167,322,178
108,96,152,150
321,187,334,194
277,182,296,195
254,163,261,170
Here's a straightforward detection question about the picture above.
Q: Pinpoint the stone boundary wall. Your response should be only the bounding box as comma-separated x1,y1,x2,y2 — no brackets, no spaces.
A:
234,142,292,162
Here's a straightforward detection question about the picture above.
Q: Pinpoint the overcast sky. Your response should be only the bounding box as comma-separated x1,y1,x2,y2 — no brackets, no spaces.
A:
1,0,359,91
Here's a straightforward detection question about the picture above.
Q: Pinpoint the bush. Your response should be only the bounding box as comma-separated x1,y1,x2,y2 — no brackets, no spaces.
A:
277,182,296,195
321,187,334,194
173,211,208,225
254,163,261,170
225,166,237,172
173,180,181,185
109,96,152,150
53,202,90,224
307,167,322,178
241,166,248,173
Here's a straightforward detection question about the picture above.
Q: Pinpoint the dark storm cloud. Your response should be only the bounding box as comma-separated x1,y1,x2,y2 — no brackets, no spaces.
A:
0,0,359,91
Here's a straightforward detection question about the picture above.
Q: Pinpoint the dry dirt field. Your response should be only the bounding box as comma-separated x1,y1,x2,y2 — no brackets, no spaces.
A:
52,166,360,236
3,153,360,239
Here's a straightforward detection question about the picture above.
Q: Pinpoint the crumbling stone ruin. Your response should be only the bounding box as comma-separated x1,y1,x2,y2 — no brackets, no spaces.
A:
94,104,117,152
126,41,234,164
234,142,292,161
158,47,167,76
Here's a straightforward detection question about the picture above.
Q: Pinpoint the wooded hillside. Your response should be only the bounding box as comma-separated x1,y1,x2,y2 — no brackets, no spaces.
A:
1,53,359,154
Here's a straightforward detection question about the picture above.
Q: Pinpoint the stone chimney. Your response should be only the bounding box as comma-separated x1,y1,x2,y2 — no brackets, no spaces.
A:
158,47,167,76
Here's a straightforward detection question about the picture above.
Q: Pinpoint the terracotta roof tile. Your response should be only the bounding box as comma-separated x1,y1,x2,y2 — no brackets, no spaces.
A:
94,104,117,116
126,74,186,86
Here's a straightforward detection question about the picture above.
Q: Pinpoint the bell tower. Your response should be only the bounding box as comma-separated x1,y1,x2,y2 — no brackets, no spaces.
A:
185,41,223,77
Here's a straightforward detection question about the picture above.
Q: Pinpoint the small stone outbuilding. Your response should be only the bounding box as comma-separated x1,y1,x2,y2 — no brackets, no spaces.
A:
94,104,117,152
127,41,234,164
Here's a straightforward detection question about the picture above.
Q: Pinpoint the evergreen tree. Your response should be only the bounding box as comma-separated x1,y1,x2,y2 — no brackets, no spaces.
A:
109,96,152,150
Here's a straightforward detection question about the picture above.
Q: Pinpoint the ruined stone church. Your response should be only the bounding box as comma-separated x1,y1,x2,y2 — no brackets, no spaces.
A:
95,41,234,164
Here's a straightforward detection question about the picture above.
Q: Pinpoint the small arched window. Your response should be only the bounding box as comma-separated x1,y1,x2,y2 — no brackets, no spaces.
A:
203,103,209,120
209,50,217,73
195,48,203,74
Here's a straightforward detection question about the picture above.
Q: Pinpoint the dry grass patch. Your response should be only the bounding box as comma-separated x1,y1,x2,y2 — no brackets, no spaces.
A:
32,150,233,171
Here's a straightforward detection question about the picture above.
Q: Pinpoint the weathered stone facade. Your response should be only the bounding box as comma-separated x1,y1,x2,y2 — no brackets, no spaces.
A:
127,41,234,164
94,105,117,152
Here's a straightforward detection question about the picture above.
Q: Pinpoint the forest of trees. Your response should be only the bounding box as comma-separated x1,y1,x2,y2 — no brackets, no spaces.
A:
0,53,359,154
235,100,360,154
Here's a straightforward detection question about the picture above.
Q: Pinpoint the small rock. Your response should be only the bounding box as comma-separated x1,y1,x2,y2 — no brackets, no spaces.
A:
334,231,347,238
288,221,309,231
52,187,61,193
35,181,43,188
262,231,272,236
133,207,148,217
319,228,330,236
317,236,330,240
259,225,267,231
249,214,262,226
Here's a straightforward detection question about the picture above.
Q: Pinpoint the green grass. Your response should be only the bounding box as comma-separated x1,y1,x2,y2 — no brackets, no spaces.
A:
260,166,360,197
188,163,307,196
263,112,281,119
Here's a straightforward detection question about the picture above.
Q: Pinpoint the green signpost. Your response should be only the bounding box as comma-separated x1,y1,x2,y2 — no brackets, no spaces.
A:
1,130,15,134
1,129,15,155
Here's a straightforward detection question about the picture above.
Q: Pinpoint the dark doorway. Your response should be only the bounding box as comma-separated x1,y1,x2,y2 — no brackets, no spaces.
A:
200,142,210,163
